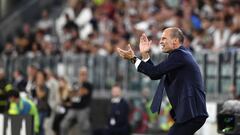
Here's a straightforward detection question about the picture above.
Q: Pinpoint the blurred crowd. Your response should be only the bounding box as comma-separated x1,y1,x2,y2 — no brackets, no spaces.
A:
1,0,240,59
0,64,173,135
0,65,94,135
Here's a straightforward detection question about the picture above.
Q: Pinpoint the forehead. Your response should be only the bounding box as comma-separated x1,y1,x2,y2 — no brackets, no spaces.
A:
162,29,171,37
112,86,120,91
79,70,87,75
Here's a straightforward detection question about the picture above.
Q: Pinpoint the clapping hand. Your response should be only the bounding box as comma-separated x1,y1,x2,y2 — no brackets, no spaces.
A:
117,44,135,60
140,33,151,59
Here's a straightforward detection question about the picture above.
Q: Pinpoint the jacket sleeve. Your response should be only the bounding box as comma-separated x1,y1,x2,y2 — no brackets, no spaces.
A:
146,59,154,65
137,51,185,80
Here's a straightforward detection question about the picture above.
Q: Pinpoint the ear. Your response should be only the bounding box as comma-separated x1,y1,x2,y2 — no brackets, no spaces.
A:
172,38,179,47
173,38,178,44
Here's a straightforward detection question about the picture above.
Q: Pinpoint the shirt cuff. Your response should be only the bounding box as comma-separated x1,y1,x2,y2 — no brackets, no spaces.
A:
143,57,150,62
134,58,141,69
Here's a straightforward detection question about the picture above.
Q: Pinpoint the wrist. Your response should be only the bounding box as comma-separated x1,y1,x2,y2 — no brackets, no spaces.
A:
130,56,137,64
141,53,150,60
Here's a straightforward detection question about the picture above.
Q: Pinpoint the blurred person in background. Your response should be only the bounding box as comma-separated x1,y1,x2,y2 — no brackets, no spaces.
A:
93,84,130,135
52,77,71,135
8,90,40,134
15,23,34,55
1,42,17,58
183,33,194,53
25,64,38,97
117,27,208,135
12,69,27,92
0,68,13,113
35,70,51,135
45,68,59,114
37,9,54,33
60,66,93,135
26,42,42,58
229,84,240,100
141,88,158,129
44,68,59,135
129,98,148,134
227,1,240,48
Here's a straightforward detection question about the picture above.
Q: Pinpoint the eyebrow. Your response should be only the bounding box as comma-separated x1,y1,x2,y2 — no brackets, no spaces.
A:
161,37,167,40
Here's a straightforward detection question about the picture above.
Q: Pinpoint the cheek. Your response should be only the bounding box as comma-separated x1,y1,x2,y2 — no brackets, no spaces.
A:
165,41,170,48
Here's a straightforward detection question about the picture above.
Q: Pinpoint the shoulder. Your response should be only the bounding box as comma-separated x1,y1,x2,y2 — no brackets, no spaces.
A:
120,98,129,106
171,46,191,56
83,82,93,89
169,46,193,61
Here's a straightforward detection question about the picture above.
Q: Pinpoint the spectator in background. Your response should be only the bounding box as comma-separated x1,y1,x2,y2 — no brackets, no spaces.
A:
44,68,59,135
0,68,13,113
15,23,34,55
52,77,71,135
7,90,40,134
12,69,27,92
35,29,45,45
227,1,240,48
35,70,51,135
212,14,231,51
141,88,158,129
26,42,42,58
183,33,194,53
45,68,59,115
63,13,79,42
25,64,38,97
93,84,130,135
1,42,17,58
37,9,54,33
60,66,93,135
129,98,148,134
42,38,56,56
229,84,240,100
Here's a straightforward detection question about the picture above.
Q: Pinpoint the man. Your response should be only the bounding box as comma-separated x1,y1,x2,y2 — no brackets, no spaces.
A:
60,66,93,135
12,69,27,92
93,85,130,135
8,90,40,134
25,64,38,98
117,27,208,135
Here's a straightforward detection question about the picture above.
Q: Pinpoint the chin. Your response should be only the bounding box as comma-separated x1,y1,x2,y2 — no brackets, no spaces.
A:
162,50,168,53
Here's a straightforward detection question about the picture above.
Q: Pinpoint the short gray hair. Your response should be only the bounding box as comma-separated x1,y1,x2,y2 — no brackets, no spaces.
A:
169,27,184,44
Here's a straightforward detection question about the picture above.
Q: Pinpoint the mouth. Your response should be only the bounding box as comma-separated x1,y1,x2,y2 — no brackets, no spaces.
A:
161,44,165,49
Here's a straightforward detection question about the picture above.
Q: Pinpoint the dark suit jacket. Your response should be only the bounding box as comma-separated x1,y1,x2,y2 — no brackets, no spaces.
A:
108,98,130,135
137,46,208,123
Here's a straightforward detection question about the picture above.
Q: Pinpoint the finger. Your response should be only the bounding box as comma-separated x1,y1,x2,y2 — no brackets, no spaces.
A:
142,33,148,42
120,48,130,54
117,48,124,56
119,53,124,58
118,48,129,58
128,44,133,50
117,48,128,54
117,50,125,58
117,48,122,54
118,48,126,53
141,33,146,39
119,51,128,59
149,40,152,46
140,34,145,41
117,47,124,52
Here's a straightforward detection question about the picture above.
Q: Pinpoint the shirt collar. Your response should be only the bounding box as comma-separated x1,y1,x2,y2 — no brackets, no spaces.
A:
111,97,121,103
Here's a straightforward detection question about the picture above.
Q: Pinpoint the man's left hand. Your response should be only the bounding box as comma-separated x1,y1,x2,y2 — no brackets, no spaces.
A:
117,44,135,60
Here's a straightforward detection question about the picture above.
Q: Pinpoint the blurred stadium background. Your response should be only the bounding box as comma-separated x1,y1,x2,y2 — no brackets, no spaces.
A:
0,0,240,135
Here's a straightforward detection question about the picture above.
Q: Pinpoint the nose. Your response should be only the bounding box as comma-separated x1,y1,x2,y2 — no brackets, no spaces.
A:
159,40,163,46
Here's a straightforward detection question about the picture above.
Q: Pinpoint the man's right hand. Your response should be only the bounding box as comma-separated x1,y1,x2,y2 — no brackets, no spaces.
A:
139,33,151,60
